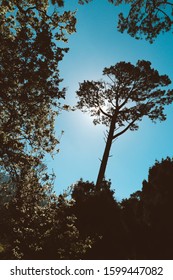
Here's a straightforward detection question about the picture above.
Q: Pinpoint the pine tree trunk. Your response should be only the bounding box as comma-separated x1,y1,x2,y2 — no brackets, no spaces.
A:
96,117,116,189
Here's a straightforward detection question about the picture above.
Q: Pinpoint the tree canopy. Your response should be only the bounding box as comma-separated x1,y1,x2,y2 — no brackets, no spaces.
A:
0,167,92,259
121,157,173,259
76,60,173,187
0,0,76,178
115,0,173,42
78,0,173,42
71,179,127,259
0,0,92,259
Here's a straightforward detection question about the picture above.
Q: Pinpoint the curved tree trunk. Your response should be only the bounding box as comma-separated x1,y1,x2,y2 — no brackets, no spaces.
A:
96,117,116,189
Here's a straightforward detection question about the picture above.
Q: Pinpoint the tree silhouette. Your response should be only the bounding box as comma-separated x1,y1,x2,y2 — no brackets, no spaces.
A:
120,157,173,259
120,191,149,259
115,0,173,43
71,179,117,237
71,179,128,259
0,0,94,260
0,0,76,178
140,157,173,259
76,60,173,188
78,0,173,43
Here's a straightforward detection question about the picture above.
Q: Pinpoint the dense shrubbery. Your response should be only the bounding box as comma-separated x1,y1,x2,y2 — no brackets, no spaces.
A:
1,158,173,259
0,168,93,259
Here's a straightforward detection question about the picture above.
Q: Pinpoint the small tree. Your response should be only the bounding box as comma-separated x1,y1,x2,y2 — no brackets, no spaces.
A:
76,60,173,188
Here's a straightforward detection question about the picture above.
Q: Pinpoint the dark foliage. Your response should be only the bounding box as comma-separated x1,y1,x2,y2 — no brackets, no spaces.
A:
116,0,173,43
0,0,92,259
0,169,92,260
71,179,129,259
140,157,173,259
0,0,76,178
76,60,173,188
69,158,173,259
1,158,173,259
77,0,173,42
1,0,173,260
121,157,173,259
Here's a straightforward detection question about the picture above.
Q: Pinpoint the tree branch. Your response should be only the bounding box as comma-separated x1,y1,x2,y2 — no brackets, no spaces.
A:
16,3,52,20
159,1,173,7
99,106,112,118
118,81,137,110
155,7,172,23
113,118,138,139
107,74,115,84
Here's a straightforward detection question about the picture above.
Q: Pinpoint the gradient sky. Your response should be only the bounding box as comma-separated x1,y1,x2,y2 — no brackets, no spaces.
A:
46,0,173,201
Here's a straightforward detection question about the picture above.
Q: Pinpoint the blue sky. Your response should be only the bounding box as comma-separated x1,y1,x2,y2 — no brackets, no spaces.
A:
47,0,173,201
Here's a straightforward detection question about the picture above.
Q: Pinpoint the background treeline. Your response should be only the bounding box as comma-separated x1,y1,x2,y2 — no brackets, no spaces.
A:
1,157,173,259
